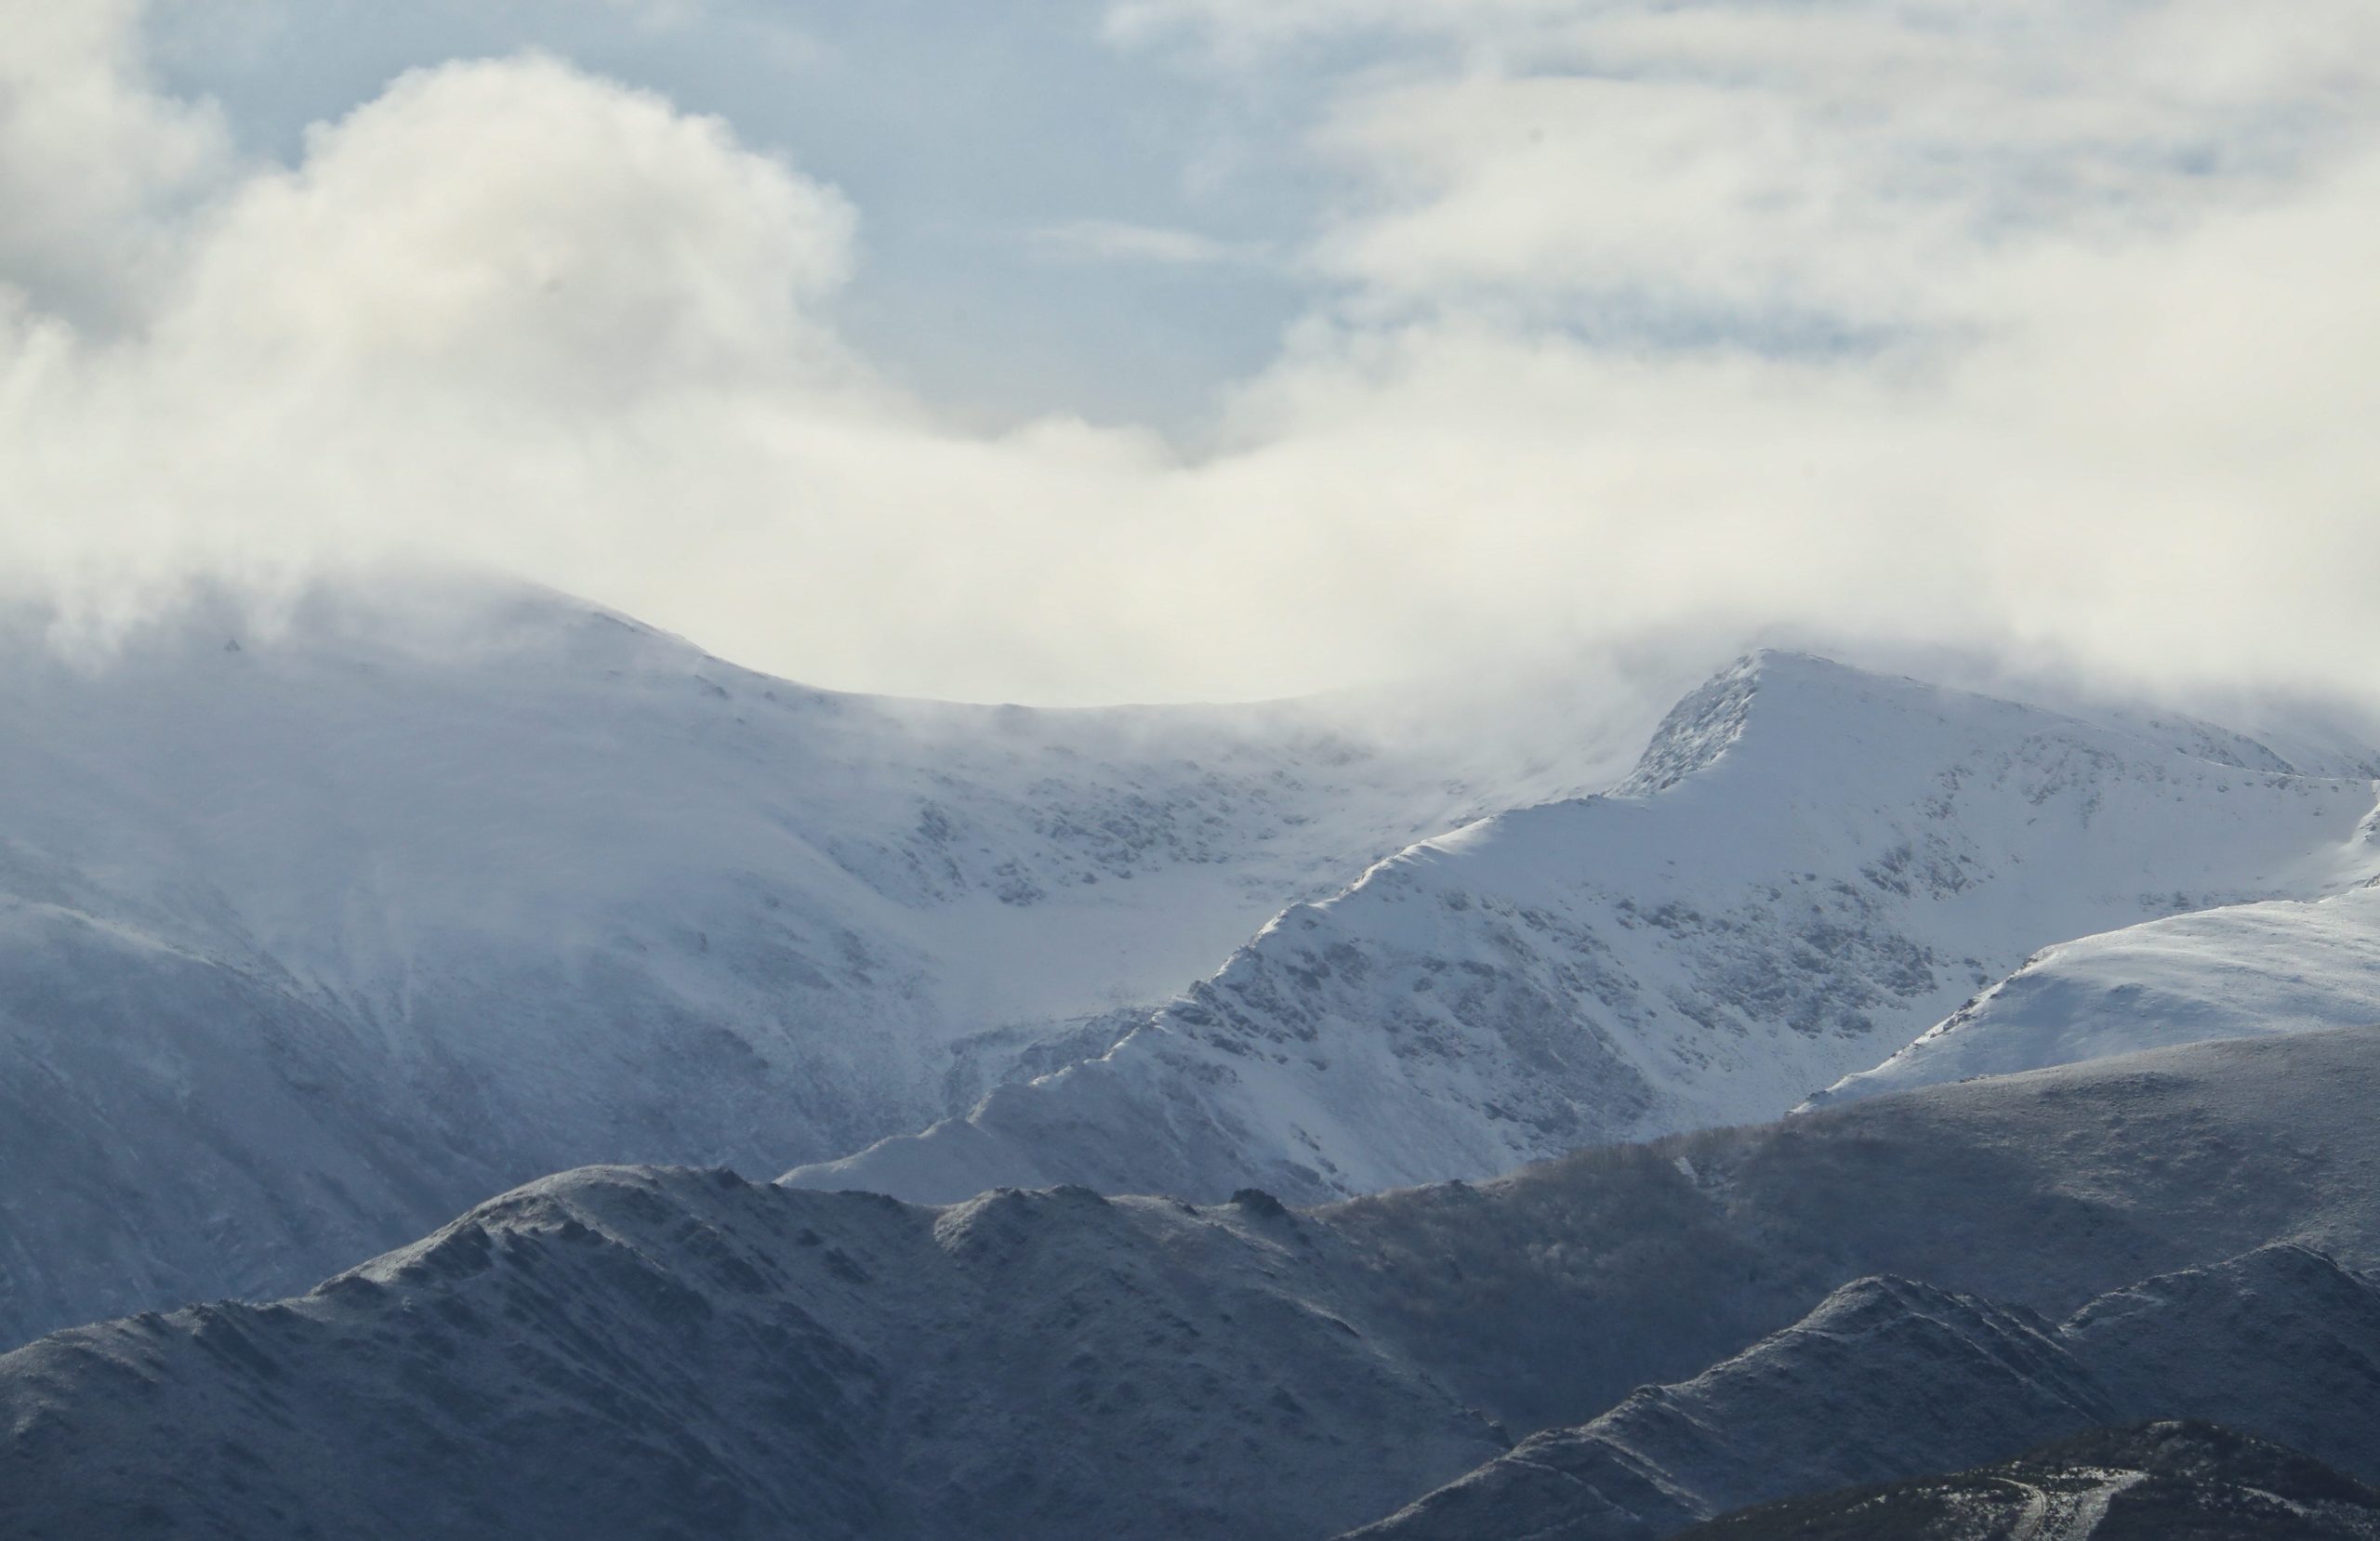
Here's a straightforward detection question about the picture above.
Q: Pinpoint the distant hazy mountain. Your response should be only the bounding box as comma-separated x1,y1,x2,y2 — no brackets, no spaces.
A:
0,578,1635,1346
1670,1422,2380,1541
5,1028,2377,1541
1346,1245,2380,1541
1813,881,2380,1108
795,652,2380,1204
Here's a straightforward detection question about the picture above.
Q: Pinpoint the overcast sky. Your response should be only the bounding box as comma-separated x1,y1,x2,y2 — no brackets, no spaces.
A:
3,0,2376,703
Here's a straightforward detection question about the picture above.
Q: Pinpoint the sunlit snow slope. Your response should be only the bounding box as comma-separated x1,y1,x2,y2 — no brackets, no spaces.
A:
1812,879,2380,1107
0,578,1634,1345
794,652,2380,1204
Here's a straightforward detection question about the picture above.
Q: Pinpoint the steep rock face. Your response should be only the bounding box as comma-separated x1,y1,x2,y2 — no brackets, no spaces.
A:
0,580,1633,1347
796,653,2380,1204
1671,1421,2380,1541
1344,1247,2380,1541
1814,883,2380,1107
7,1030,2380,1541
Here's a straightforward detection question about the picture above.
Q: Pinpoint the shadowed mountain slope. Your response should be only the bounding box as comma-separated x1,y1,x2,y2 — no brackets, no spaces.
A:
1671,1421,2380,1541
5,1030,2378,1539
1346,1245,2380,1541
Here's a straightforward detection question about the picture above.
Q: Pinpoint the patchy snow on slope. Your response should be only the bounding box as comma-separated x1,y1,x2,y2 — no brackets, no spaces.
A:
9,1028,2380,1541
1354,1243,2380,1541
1664,1421,2380,1541
1812,883,2380,1109
793,652,2380,1204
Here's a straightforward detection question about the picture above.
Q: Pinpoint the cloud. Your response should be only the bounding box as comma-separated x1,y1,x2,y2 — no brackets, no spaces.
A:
163,55,857,405
1089,0,2380,702
0,39,879,650
3,0,2379,713
1242,1,2380,328
0,0,231,322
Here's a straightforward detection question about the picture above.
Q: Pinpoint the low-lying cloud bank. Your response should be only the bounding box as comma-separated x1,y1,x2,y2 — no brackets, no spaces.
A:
3,0,2375,705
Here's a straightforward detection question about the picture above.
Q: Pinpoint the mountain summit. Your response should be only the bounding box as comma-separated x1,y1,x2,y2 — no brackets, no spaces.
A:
795,652,2380,1203
0,580,1618,1348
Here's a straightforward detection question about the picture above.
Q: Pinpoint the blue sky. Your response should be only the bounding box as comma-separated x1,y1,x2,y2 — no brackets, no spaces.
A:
143,0,1329,429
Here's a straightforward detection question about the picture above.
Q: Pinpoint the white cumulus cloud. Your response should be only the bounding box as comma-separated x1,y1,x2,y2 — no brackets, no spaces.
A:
3,0,2378,711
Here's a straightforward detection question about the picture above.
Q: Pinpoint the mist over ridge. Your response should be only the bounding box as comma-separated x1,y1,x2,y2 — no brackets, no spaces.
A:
6,0,2378,706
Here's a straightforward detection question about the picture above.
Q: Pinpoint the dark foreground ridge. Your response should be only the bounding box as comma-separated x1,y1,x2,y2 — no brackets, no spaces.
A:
1341,1244,2380,1540
3,1029,2377,1540
1672,1420,2380,1541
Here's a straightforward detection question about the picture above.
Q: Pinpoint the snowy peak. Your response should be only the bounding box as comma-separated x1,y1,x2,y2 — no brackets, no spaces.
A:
1618,650,1769,794
797,653,2380,1205
0,575,1651,1349
1621,647,2366,801
1615,649,1945,797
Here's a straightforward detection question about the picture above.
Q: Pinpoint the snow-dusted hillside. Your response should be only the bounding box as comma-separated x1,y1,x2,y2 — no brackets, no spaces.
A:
0,578,1639,1347
1812,881,2380,1107
793,652,2380,1204
1349,1245,2380,1541
1669,1421,2380,1541
1350,1275,2118,1541
4,1029,2378,1541
0,1172,1513,1541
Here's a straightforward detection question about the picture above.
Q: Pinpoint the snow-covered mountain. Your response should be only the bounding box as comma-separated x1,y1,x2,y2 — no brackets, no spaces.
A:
793,652,2380,1204
1349,1245,2380,1541
1813,880,2380,1107
5,1028,2376,1541
11,584,2377,1361
0,578,1641,1347
1670,1422,2380,1541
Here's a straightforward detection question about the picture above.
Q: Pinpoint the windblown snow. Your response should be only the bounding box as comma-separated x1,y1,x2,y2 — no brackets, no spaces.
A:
0,578,1640,1346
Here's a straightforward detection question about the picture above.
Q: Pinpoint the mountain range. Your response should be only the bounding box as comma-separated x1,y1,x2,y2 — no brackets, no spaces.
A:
8,583,2380,1540
5,1027,2376,1539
